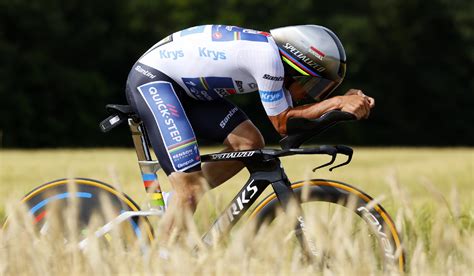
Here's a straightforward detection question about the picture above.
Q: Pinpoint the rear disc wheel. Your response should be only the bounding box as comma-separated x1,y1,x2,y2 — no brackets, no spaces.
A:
18,178,154,248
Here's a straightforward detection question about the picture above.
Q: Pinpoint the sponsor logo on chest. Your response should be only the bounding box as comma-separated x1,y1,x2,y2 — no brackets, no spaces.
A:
159,49,184,60
248,83,258,90
235,80,244,92
199,47,226,60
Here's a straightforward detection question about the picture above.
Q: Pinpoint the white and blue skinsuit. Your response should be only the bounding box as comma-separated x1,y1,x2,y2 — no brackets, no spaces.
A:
126,25,291,174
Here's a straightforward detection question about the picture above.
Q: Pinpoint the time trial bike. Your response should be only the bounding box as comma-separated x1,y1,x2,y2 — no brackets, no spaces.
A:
10,104,405,272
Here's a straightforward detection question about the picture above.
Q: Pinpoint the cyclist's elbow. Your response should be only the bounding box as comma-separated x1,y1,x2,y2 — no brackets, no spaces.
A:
269,108,296,135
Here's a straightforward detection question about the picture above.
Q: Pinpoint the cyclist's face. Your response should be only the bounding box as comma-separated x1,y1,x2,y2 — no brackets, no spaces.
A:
285,76,341,102
287,80,307,102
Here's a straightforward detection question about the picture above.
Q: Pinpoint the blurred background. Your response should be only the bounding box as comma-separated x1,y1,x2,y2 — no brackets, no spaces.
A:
0,0,472,148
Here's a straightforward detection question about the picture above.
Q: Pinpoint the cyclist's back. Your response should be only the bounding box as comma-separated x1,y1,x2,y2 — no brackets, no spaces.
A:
135,25,290,114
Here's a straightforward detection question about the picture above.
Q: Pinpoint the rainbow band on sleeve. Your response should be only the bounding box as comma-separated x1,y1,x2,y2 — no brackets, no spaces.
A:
234,32,241,40
199,77,209,90
278,48,321,77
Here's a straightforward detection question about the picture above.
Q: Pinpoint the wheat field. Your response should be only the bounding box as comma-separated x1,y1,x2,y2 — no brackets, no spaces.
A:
0,147,473,275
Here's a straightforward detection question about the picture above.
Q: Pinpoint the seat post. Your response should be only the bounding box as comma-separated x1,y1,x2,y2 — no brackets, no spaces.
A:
129,118,152,162
128,119,166,211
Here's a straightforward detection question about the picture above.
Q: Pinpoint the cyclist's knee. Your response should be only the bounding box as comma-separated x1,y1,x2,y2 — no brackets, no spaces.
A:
240,134,265,150
251,132,265,149
226,121,265,150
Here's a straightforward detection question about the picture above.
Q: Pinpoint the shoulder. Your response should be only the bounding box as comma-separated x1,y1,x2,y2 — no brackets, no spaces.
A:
237,37,283,73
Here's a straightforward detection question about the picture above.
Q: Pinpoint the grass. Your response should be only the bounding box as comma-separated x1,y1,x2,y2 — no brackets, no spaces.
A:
0,147,473,275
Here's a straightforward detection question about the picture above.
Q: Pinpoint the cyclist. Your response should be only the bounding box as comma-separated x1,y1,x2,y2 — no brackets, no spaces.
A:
125,24,374,232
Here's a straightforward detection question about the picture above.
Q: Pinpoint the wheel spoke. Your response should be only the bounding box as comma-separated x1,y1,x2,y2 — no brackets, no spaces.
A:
252,180,405,273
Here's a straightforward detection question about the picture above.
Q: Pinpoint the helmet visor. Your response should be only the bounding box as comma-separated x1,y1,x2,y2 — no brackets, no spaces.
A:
293,76,341,101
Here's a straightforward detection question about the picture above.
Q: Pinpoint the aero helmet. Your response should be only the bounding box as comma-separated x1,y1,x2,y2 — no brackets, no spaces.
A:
270,25,346,101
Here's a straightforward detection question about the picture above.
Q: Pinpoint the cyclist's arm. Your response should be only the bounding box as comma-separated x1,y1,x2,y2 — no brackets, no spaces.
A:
269,89,374,135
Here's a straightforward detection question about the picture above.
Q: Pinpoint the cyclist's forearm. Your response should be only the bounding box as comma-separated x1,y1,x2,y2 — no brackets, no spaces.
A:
268,96,343,135
288,96,343,119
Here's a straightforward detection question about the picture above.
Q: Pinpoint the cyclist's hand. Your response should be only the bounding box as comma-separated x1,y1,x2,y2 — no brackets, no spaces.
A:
340,89,375,119
345,89,375,107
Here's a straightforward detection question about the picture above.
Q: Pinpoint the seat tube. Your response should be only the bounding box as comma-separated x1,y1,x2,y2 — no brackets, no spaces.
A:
129,118,152,162
128,119,166,211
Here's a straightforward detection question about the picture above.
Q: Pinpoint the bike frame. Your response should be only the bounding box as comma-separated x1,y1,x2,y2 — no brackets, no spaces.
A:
200,150,299,246
81,118,309,250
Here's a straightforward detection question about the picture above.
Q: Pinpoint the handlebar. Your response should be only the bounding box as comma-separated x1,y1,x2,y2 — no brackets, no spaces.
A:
262,144,353,171
279,110,356,149
202,144,353,171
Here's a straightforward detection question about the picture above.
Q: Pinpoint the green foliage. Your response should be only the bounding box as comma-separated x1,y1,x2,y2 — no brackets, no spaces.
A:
0,0,472,147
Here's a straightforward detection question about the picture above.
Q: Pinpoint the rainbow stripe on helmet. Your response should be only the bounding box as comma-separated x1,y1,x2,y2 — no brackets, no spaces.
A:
278,47,321,77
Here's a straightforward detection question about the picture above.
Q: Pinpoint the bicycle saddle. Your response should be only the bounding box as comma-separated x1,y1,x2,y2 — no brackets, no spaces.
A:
106,104,135,116
100,104,138,133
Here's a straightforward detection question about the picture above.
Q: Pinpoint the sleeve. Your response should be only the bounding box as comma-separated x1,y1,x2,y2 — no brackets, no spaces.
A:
238,46,292,116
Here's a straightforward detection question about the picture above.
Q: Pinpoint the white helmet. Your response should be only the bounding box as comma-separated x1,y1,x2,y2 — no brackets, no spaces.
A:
270,25,347,101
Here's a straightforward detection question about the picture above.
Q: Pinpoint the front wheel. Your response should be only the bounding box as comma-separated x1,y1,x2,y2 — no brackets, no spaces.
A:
250,179,405,273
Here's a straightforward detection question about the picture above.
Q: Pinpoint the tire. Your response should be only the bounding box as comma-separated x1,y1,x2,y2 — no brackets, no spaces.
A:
250,179,405,273
14,178,154,246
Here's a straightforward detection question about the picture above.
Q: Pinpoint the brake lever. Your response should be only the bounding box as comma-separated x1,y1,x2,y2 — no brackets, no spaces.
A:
312,146,337,172
328,145,353,171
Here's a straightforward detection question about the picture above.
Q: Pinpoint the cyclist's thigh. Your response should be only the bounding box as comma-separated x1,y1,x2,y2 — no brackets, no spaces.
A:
126,63,200,175
181,96,249,143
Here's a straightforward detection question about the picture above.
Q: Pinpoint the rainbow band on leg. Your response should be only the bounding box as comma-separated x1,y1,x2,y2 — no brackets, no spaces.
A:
168,138,198,154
